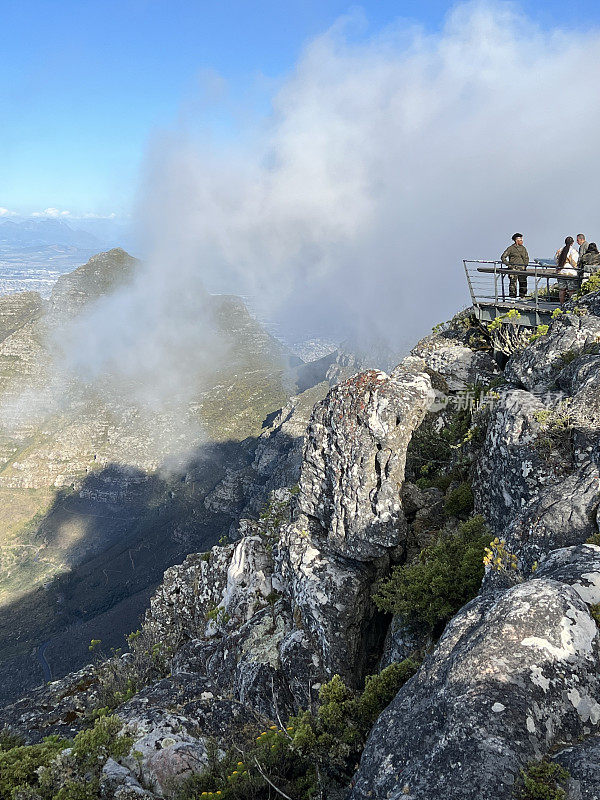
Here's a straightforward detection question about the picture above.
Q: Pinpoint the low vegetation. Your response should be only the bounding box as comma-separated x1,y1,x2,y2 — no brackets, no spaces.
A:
514,759,570,800
92,626,176,714
0,716,132,800
577,272,600,297
175,660,421,800
372,516,489,631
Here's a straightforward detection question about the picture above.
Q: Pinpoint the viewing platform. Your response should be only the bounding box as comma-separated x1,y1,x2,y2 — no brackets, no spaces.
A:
463,260,562,327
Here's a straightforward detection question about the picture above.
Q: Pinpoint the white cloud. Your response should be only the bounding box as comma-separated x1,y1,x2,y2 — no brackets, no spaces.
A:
78,212,117,219
121,0,600,357
0,208,17,217
32,208,71,218
11,1,600,444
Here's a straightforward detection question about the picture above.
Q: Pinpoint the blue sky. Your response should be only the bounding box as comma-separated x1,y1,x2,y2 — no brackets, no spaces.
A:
2,0,600,218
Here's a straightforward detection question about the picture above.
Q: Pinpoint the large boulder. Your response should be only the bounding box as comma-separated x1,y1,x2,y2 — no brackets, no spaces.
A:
275,366,433,685
411,338,501,391
473,388,562,535
497,466,600,574
505,311,600,392
297,368,434,561
350,550,600,800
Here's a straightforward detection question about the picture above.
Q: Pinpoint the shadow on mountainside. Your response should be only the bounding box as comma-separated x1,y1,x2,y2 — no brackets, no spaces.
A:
0,431,299,707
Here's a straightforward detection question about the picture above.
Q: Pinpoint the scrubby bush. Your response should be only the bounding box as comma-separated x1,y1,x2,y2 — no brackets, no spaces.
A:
0,736,66,799
578,272,600,297
175,660,421,800
443,481,474,518
0,717,131,800
95,626,176,712
373,516,489,630
515,759,570,800
406,407,472,486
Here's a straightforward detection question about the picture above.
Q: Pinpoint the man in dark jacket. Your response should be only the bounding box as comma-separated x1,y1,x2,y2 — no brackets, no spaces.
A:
501,233,529,298
579,242,600,280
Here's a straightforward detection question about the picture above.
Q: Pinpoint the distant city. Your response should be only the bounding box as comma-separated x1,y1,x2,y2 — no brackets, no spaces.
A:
0,216,134,296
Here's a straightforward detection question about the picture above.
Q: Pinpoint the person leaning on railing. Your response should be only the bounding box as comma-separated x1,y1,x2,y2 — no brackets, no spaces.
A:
579,242,600,281
500,232,529,298
555,236,579,304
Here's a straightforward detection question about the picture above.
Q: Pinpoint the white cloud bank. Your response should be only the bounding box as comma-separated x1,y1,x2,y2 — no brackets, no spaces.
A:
123,1,600,357
0,208,17,217
24,2,600,429
32,207,72,218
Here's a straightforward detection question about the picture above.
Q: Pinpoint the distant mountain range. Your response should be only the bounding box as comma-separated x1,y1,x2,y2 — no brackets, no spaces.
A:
0,217,134,295
0,218,103,250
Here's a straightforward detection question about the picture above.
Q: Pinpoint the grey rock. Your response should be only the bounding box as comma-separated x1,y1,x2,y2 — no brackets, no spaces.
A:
350,577,600,800
0,664,100,743
506,312,600,392
553,736,600,800
278,523,386,685
380,617,429,669
535,545,600,603
411,340,501,391
474,388,561,535
297,368,434,561
498,467,600,574
100,758,152,798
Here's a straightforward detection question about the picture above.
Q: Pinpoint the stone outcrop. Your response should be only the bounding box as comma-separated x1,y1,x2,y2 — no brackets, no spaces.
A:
9,298,600,799
297,368,434,561
350,547,600,800
412,337,501,391
505,310,600,392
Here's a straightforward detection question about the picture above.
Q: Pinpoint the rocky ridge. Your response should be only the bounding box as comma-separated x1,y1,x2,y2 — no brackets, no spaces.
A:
4,297,600,798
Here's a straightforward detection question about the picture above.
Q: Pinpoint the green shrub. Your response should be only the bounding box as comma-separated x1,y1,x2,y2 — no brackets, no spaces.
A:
578,272,600,297
590,603,600,627
515,759,569,799
443,482,474,518
559,349,578,365
175,660,421,800
0,728,24,751
0,716,133,800
586,533,600,546
0,736,66,800
95,627,176,712
373,516,489,630
406,408,472,484
529,324,549,343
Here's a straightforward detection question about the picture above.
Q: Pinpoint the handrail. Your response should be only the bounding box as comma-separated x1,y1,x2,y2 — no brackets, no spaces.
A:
463,259,562,320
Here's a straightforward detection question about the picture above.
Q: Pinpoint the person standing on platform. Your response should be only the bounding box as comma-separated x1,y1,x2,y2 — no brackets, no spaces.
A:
579,242,600,280
500,233,529,298
577,233,589,261
555,236,579,304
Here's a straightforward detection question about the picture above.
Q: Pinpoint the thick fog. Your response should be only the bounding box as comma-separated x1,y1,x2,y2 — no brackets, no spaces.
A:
125,0,600,361
5,1,600,447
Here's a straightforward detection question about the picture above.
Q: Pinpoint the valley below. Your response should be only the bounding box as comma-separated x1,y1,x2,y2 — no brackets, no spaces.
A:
0,248,336,705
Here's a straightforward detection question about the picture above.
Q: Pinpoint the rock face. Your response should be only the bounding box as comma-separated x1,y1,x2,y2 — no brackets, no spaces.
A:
9,299,600,800
412,337,501,391
2,356,437,794
350,547,600,800
473,388,559,534
297,368,434,561
505,311,600,392
278,367,434,683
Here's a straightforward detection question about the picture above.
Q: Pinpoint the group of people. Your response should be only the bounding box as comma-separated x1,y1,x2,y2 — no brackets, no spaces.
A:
500,232,600,304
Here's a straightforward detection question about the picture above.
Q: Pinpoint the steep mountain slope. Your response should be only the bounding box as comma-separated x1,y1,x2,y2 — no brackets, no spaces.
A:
8,294,600,799
0,249,327,706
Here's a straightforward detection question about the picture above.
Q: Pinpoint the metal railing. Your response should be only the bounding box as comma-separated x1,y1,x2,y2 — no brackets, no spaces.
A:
463,260,563,326
463,259,564,311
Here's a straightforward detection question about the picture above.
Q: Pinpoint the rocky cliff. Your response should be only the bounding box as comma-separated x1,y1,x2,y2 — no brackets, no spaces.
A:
4,297,600,799
0,249,339,707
